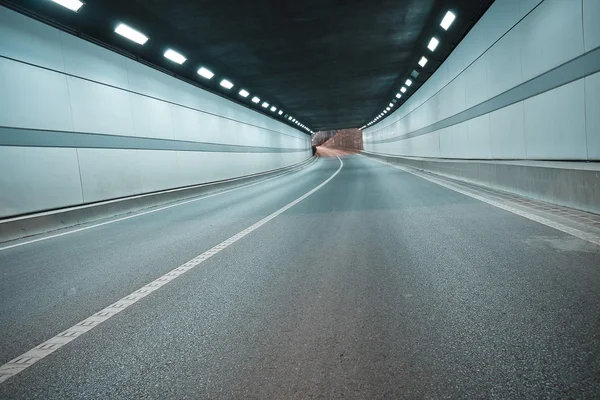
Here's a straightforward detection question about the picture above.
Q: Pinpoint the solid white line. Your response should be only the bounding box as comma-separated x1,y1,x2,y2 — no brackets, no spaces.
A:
0,157,318,252
0,156,343,384
362,155,600,246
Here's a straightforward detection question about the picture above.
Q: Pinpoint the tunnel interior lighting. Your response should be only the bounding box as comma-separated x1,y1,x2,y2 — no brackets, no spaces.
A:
220,79,234,89
115,24,148,45
239,89,250,97
428,37,439,51
198,67,214,79
411,70,420,78
50,0,84,12
418,56,428,67
163,49,186,64
400,87,407,93
262,102,269,108
278,110,283,115
389,103,393,107
405,79,413,87
441,11,456,30
396,93,402,99
270,106,277,112
386,107,390,111
288,116,293,120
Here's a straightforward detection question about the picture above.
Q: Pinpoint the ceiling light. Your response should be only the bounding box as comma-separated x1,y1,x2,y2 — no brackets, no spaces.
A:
400,87,407,93
278,110,283,115
405,79,412,86
239,89,250,97
270,106,277,112
163,49,186,64
115,23,148,45
252,97,260,104
198,67,214,79
428,37,439,51
389,103,394,107
396,93,401,99
288,116,293,120
50,0,84,12
262,102,269,108
220,79,234,89
384,110,387,114
441,11,456,30
418,56,428,67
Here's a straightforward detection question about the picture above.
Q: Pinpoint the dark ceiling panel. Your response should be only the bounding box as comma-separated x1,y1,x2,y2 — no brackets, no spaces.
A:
2,0,493,132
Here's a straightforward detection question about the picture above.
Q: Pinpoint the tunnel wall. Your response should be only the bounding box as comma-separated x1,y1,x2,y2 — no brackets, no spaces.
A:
363,0,600,161
0,7,311,218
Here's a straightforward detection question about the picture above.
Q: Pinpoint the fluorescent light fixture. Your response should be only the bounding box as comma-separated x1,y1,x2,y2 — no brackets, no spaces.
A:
405,79,412,86
383,110,387,114
163,49,186,64
389,103,393,108
50,0,84,12
198,67,214,79
251,96,260,103
239,89,250,97
270,106,277,112
400,87,407,93
261,102,269,108
278,110,283,115
220,79,234,89
115,23,148,45
288,116,293,120
428,37,439,51
441,11,456,30
386,107,390,111
418,56,428,67
396,93,402,99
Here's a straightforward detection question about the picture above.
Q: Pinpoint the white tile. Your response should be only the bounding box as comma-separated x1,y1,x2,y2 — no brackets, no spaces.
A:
464,57,489,109
68,76,135,136
0,146,82,217
583,0,600,52
585,72,600,159
489,102,527,159
0,58,73,131
466,114,492,159
77,148,142,203
137,150,181,192
130,94,174,139
520,0,584,81
60,32,129,89
486,24,523,98
126,59,174,101
524,79,587,159
0,7,65,72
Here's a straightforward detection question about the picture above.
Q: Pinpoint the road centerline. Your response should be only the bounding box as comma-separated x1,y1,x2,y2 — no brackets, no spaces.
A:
0,156,342,384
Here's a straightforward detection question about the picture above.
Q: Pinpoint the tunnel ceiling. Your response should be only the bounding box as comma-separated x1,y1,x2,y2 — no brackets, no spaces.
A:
5,0,493,132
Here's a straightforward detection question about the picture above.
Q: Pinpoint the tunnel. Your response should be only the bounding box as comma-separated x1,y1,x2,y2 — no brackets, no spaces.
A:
0,0,599,398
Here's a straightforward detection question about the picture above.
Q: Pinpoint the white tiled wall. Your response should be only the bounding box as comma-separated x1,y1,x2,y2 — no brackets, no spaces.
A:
364,0,599,161
0,6,310,218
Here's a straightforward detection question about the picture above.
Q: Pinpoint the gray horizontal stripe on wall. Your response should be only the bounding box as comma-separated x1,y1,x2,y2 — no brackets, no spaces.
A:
370,45,600,145
0,127,306,153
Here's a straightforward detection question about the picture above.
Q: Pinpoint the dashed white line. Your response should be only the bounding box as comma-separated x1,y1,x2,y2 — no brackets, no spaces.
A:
0,157,318,252
0,156,342,384
363,155,600,247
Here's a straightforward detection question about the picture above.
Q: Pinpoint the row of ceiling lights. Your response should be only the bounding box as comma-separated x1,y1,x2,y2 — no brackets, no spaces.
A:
49,0,314,134
360,10,456,131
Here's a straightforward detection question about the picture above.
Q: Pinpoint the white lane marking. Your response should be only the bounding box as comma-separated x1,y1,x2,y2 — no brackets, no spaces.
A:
362,155,600,247
0,157,318,252
0,156,343,384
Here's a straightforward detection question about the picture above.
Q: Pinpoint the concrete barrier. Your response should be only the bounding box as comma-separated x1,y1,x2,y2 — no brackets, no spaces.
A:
0,156,315,244
361,151,600,215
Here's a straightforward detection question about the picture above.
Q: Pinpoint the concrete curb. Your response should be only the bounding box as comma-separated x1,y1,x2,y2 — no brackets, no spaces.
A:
361,151,600,215
0,156,316,244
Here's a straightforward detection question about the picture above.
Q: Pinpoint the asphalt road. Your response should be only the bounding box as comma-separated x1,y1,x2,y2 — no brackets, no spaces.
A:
1,150,599,399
